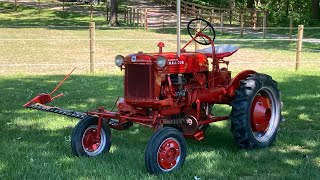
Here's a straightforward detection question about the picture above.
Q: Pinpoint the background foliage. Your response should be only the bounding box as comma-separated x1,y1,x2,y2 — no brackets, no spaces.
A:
185,0,320,26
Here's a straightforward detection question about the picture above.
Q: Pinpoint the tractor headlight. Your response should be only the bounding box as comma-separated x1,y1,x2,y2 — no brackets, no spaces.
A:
115,55,124,67
156,56,167,68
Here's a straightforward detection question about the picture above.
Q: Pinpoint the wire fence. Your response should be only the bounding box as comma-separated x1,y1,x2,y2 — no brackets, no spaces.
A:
0,25,319,75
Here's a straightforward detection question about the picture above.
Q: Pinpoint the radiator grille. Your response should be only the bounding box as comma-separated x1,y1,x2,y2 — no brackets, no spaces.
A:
125,64,154,99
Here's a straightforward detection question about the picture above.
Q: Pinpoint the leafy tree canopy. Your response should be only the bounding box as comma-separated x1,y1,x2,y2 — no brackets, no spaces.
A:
185,0,320,26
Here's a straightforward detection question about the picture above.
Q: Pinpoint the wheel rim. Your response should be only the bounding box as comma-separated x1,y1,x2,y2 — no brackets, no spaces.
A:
250,87,280,143
82,125,106,156
157,138,181,172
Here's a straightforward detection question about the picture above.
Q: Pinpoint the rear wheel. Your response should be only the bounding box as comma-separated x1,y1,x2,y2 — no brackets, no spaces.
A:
71,116,111,156
230,73,281,149
145,127,187,174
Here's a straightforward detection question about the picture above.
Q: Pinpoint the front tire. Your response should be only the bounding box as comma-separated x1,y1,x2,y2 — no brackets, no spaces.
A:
145,127,187,174
230,73,281,149
71,116,111,156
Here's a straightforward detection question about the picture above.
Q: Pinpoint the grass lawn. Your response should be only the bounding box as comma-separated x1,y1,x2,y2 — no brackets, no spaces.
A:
0,1,320,179
0,2,108,27
0,70,320,179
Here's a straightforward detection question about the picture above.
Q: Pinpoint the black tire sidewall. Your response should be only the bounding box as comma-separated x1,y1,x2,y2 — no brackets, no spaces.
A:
247,78,280,147
71,116,111,156
230,73,281,149
145,127,187,174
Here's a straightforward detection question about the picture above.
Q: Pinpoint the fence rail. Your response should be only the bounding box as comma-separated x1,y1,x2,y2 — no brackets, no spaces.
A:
155,0,267,28
0,25,319,75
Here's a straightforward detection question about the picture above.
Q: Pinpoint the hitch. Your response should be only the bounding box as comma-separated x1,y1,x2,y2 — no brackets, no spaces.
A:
24,67,76,107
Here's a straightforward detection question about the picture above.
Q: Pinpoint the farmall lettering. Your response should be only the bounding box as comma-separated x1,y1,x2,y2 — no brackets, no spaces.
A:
168,59,185,65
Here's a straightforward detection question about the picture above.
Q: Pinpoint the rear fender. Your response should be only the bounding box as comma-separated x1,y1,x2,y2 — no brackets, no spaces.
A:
226,70,256,97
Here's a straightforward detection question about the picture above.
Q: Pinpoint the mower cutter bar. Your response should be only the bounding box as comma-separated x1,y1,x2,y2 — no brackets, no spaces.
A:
27,103,87,119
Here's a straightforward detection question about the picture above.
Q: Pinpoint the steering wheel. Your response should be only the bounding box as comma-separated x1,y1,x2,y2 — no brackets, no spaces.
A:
187,18,216,45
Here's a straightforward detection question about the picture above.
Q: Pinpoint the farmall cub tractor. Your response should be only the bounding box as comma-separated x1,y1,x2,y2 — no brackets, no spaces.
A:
24,17,283,173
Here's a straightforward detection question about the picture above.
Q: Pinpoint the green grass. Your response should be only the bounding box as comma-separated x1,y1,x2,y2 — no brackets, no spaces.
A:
0,70,320,179
0,2,320,178
0,2,107,27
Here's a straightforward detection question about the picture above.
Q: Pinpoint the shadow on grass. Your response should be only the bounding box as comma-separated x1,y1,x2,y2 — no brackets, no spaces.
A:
0,73,319,179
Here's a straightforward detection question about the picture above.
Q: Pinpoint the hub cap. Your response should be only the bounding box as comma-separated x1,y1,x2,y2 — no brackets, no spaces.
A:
251,95,272,132
157,138,181,172
82,125,106,156
250,87,280,143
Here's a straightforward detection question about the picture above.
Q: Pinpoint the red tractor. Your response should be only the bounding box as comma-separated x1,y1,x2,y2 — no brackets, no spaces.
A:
24,17,283,174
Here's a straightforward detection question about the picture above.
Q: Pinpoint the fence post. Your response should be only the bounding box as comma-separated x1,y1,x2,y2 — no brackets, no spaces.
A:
263,12,267,39
210,8,214,23
90,3,93,21
133,8,136,26
252,9,257,30
62,0,64,12
184,2,187,16
220,13,224,35
140,9,143,27
129,8,133,24
289,16,293,40
106,6,109,22
240,12,244,38
14,0,17,11
136,8,139,24
38,0,41,14
198,8,202,18
136,9,139,24
89,22,95,73
192,4,195,17
124,8,127,23
295,25,304,71
145,9,148,30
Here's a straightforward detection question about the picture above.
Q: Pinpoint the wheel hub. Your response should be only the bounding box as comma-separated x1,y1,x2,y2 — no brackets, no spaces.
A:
82,128,101,152
157,138,180,170
251,95,272,132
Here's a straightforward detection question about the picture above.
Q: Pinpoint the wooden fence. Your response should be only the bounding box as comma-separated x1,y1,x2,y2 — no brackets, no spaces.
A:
155,0,267,29
88,21,305,72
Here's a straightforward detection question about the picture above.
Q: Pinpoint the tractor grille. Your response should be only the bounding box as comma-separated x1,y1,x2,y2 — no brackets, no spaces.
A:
125,64,154,99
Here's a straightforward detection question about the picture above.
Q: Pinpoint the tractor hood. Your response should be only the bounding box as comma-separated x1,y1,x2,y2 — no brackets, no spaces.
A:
124,52,209,74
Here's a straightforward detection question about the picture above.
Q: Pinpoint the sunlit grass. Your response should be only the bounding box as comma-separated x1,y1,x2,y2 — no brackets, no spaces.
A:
0,70,320,179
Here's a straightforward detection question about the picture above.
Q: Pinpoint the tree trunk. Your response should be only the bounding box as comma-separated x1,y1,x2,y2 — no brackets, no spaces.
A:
247,0,255,8
109,0,119,26
285,0,289,16
312,0,320,19
228,0,235,9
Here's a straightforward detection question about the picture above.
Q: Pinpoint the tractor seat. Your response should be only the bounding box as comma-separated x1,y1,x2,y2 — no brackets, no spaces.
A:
196,44,239,59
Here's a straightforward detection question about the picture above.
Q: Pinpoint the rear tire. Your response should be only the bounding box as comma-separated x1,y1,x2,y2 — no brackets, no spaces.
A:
71,116,111,156
145,127,187,174
230,73,281,149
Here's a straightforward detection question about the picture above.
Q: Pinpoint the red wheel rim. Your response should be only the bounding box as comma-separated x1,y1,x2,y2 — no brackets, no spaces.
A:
82,127,101,152
251,95,272,132
157,138,181,171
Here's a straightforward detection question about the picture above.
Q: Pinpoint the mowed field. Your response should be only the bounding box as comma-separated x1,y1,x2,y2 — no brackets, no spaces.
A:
1,2,320,179
0,27,319,75
1,69,320,179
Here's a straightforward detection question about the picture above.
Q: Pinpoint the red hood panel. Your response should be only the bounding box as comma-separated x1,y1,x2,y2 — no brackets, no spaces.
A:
125,52,209,73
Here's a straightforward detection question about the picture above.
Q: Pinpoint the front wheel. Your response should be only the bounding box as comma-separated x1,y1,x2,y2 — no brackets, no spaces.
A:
230,73,281,149
145,127,187,174
71,116,111,156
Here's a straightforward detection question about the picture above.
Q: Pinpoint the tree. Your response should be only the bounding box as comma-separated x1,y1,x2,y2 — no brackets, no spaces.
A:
108,0,120,26
228,0,235,9
312,0,320,19
247,0,255,8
